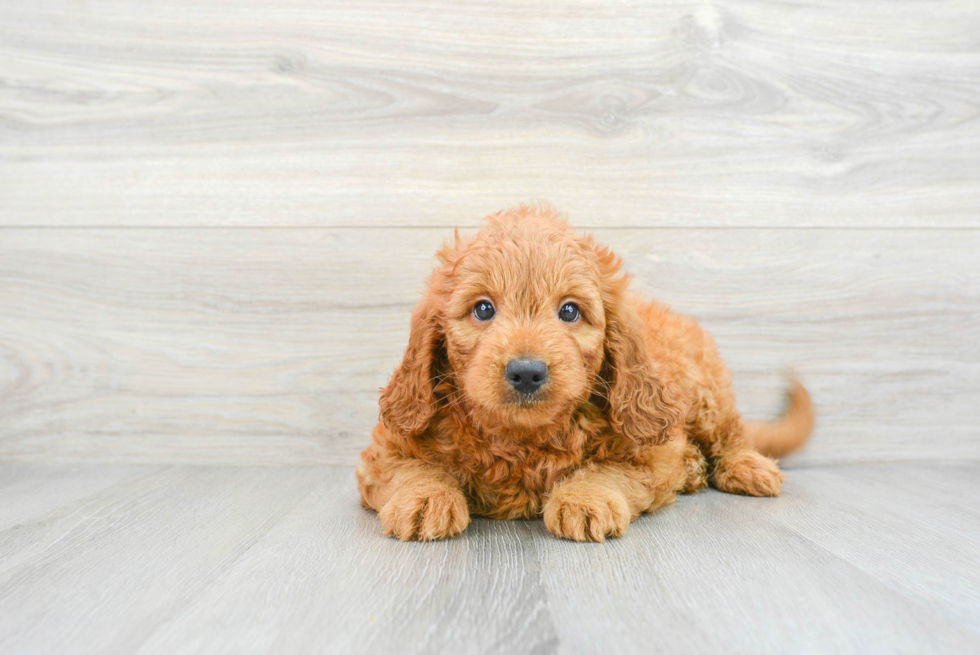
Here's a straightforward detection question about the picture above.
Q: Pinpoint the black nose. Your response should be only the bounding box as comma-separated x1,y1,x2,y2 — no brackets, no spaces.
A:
505,358,549,395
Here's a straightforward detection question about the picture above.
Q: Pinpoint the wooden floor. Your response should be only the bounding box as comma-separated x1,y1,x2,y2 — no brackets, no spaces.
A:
0,462,978,654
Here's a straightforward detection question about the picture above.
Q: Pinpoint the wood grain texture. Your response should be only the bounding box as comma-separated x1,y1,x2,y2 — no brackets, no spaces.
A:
3,1,977,647
1,0,979,227
0,465,326,654
1,0,979,466
1,227,977,465
754,463,980,632
0,463,149,531
135,471,558,655
532,487,980,654
1,463,978,654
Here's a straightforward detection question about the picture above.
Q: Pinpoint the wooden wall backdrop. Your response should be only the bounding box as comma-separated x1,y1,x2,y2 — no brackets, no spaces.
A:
1,0,978,466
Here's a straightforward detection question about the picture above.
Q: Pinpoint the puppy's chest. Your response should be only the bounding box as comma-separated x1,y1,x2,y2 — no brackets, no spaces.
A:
456,445,582,520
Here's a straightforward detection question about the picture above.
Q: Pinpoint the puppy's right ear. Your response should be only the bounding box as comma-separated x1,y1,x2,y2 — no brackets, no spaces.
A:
379,291,444,441
380,234,465,441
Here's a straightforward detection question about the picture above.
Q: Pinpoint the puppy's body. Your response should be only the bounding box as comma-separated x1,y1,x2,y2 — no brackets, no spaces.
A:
358,206,813,541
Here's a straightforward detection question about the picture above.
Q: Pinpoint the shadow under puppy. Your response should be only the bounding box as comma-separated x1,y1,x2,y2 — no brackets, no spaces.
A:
358,205,813,542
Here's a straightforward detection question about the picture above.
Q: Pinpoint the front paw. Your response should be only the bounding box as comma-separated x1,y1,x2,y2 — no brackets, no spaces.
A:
543,482,632,542
379,485,470,541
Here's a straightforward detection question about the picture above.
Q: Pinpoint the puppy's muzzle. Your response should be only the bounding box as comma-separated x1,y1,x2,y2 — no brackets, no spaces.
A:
505,358,548,395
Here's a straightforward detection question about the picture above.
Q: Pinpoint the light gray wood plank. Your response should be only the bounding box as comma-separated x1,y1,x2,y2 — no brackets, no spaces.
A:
0,463,154,531
1,0,978,227
847,462,980,519
758,464,980,632
0,466,326,654
1,227,977,465
532,484,980,654
1,463,978,654
134,469,557,655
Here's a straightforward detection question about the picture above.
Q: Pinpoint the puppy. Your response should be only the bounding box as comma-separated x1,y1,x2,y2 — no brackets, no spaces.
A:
357,205,813,542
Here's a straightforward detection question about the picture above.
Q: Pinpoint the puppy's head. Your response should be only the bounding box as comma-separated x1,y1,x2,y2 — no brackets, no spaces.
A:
439,209,605,430
380,204,678,445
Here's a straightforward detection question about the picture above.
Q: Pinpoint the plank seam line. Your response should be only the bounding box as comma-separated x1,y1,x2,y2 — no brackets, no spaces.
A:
126,466,334,652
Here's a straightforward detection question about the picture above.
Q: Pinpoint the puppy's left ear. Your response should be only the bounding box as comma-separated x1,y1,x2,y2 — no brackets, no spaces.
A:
595,246,684,446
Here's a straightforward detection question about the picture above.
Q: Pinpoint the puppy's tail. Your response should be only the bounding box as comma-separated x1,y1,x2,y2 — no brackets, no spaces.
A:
745,379,814,458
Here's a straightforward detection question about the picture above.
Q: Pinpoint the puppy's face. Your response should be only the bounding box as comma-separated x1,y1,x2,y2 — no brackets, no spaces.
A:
441,219,607,429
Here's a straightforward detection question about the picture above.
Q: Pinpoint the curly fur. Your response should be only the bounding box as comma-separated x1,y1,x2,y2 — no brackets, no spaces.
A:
357,204,814,541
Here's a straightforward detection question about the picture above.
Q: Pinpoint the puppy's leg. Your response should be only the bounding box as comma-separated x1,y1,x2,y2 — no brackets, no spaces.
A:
712,447,784,497
357,443,470,541
543,440,690,542
681,442,709,494
695,391,784,497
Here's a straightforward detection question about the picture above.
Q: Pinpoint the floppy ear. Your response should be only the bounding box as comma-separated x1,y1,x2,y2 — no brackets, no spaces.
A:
378,293,444,440
594,246,684,446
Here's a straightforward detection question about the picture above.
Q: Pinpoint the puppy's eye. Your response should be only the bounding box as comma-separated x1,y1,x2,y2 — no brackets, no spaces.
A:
473,300,495,321
558,302,580,323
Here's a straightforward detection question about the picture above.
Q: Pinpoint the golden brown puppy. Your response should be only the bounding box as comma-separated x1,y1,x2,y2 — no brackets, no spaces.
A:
357,204,814,542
